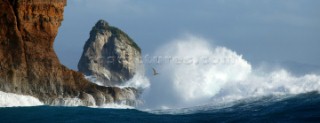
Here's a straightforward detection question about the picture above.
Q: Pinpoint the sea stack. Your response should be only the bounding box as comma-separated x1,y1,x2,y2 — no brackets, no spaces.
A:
0,0,138,106
78,20,142,86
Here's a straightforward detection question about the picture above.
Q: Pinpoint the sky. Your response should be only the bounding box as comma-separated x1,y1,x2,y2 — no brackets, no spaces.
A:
54,0,320,70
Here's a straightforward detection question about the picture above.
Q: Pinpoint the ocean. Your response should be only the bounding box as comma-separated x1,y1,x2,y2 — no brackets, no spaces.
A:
1,92,320,123
2,37,320,122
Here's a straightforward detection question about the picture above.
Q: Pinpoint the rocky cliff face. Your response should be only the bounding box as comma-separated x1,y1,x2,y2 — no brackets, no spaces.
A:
78,20,142,86
0,0,138,106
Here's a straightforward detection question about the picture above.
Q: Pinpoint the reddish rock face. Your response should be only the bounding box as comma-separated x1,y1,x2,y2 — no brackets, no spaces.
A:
0,0,138,106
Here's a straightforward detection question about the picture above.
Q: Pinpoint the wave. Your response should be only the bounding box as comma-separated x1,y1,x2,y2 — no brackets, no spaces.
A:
0,91,43,107
0,91,135,109
1,92,320,122
139,34,320,109
2,34,320,111
96,103,134,109
144,91,320,116
85,62,150,90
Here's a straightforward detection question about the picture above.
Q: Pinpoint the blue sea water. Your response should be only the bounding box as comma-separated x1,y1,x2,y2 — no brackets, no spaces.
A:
1,92,320,123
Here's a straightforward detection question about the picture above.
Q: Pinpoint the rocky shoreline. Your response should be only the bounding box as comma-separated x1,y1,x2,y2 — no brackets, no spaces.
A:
0,0,141,106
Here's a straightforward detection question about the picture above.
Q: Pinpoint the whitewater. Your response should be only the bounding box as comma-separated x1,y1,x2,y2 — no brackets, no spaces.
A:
139,34,320,110
1,34,320,115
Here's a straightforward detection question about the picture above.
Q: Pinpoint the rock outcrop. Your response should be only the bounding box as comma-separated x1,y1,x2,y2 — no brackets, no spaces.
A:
0,0,138,106
78,20,142,86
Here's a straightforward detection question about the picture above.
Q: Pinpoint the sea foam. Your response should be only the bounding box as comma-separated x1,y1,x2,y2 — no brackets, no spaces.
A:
140,34,320,109
0,91,43,107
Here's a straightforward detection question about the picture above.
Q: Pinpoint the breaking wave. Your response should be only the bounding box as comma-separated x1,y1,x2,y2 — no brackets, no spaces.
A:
98,103,134,109
139,34,320,109
2,34,320,111
0,90,135,109
85,61,150,90
0,91,43,107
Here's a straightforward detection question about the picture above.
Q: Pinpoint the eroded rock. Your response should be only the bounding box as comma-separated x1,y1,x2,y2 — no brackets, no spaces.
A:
78,20,142,86
0,0,138,106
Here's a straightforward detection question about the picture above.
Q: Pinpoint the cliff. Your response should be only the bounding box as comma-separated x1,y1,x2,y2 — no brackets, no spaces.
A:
78,20,142,86
0,0,138,106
